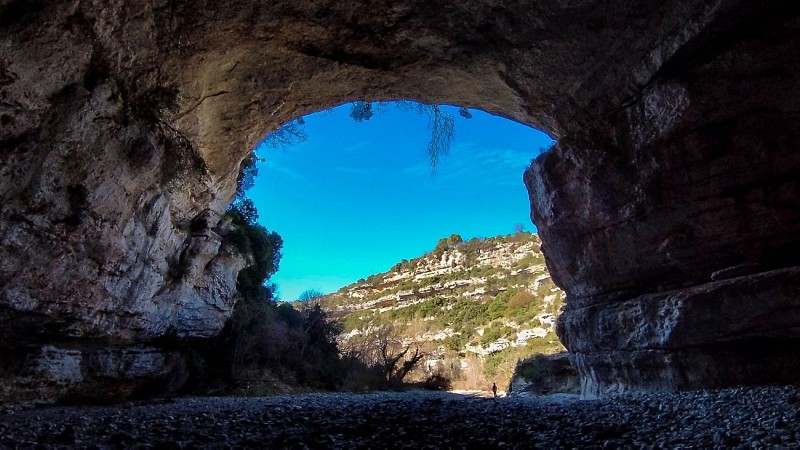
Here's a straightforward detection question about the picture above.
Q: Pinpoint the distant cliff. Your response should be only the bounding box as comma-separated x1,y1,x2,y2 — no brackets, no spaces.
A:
319,232,567,389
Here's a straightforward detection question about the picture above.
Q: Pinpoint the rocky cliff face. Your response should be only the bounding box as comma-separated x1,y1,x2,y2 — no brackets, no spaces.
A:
325,234,556,312
321,233,566,389
2,0,799,400
0,1,250,400
524,3,800,396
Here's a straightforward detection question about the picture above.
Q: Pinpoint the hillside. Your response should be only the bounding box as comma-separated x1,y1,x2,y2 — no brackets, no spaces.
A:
319,232,567,390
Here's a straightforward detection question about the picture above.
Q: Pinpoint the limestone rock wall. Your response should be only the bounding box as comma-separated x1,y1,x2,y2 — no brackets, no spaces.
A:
525,3,800,396
1,0,799,399
0,1,247,399
0,1,248,342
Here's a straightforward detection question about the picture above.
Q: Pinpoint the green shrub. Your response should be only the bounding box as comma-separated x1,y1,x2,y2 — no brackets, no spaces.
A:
486,295,510,320
520,354,549,383
222,208,283,301
443,334,466,351
437,298,488,334
515,253,544,269
480,323,514,346
417,297,446,318
224,298,347,390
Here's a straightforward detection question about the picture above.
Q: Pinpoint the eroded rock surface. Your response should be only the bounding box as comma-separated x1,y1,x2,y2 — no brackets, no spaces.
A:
1,0,799,399
524,2,800,396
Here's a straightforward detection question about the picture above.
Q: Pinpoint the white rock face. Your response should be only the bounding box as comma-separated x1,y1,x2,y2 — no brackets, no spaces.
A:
0,14,250,343
329,236,550,312
516,328,549,345
0,143,246,340
35,347,84,384
27,344,181,401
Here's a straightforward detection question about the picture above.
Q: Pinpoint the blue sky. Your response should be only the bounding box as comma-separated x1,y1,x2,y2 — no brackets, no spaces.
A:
248,103,554,301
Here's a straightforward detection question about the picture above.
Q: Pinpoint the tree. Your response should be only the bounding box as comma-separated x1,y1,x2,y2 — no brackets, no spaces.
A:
226,295,345,390
393,101,457,168
223,209,283,300
487,295,509,320
339,325,425,389
506,290,537,316
227,198,258,224
234,152,267,201
446,233,463,246
513,223,525,234
262,118,307,149
252,101,472,172
423,104,455,169
349,101,374,121
374,327,425,389
299,289,324,303
344,101,464,168
434,233,463,256
383,341,424,388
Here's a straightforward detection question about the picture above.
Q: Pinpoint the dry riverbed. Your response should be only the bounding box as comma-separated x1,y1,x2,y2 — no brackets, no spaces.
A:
2,387,799,448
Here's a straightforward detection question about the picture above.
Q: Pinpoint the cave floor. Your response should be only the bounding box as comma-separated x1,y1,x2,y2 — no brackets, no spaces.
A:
1,387,798,448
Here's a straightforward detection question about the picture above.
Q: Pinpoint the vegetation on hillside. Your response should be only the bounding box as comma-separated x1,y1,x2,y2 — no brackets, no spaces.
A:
200,217,565,394
323,232,566,392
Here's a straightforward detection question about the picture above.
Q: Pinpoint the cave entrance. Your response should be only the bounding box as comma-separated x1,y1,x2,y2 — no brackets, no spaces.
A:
241,101,554,301
232,100,564,393
3,0,798,404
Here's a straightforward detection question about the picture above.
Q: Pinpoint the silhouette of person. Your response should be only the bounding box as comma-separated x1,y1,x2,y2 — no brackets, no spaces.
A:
492,382,497,398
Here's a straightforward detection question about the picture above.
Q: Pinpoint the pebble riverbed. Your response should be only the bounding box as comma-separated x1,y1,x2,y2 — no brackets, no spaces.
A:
1,386,800,448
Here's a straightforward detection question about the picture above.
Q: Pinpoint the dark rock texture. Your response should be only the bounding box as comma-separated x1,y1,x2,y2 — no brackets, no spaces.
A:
524,2,800,396
1,0,799,398
510,352,579,395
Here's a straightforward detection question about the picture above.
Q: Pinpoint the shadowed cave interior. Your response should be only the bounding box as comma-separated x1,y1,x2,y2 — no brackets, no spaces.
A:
0,0,799,403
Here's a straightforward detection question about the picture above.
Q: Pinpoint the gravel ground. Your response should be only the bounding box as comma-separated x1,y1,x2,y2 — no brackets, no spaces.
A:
1,386,800,448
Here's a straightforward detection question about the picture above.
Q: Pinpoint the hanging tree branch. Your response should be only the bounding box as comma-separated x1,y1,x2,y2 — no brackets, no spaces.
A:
425,105,455,170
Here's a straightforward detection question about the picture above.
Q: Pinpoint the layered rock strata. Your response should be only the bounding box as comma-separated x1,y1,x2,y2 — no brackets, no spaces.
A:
1,0,799,399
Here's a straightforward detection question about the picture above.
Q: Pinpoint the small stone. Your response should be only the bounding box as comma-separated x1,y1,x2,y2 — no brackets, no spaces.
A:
56,426,76,445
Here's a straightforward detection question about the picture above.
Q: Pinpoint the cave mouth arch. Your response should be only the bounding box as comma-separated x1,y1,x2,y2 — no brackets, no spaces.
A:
2,0,799,401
